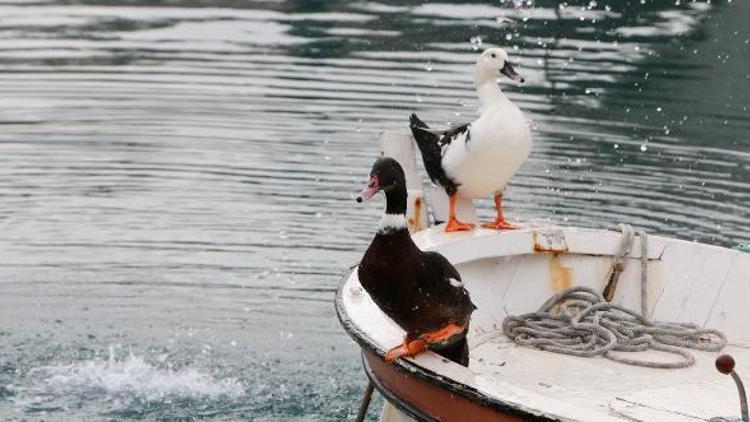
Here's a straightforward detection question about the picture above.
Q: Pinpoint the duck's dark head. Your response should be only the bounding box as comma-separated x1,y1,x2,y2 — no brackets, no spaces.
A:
356,157,407,215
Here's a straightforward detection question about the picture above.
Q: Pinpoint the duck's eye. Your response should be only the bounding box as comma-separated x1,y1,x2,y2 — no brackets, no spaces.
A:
491,53,496,58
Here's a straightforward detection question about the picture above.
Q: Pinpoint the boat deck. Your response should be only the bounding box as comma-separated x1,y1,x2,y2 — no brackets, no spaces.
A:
470,333,746,421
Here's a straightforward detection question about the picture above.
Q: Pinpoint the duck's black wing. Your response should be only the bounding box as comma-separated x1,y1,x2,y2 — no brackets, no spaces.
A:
409,113,469,196
420,250,475,367
421,250,476,316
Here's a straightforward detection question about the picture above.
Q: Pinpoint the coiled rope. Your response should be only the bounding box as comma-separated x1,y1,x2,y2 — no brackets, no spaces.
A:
502,225,726,369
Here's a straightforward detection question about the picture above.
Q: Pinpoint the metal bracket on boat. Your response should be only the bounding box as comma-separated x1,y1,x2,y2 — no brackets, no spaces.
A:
532,229,569,253
602,224,637,302
710,354,749,422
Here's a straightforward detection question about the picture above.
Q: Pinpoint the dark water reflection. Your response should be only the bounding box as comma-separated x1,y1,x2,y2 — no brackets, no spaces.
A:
0,0,747,419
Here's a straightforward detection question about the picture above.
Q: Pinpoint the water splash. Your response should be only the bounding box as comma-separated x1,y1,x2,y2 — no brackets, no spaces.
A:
14,349,244,412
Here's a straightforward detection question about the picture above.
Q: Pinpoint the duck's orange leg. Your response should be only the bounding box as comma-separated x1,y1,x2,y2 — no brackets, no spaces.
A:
384,323,466,363
419,323,466,344
385,338,427,363
483,193,518,230
445,194,475,232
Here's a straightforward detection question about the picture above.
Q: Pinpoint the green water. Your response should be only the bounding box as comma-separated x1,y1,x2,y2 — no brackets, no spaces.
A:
0,0,747,419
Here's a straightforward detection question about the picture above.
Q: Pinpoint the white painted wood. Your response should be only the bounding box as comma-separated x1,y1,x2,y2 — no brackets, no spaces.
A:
341,225,750,421
427,184,478,225
379,403,416,422
704,252,750,346
379,131,428,232
458,256,521,339
380,131,420,191
470,341,747,421
382,129,478,227
411,226,664,265
652,241,737,325
610,383,740,421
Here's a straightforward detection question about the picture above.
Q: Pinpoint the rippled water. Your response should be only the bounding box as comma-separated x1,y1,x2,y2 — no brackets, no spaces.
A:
0,0,748,419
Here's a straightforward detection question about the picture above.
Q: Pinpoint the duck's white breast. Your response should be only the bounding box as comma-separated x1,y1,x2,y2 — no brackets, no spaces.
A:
442,105,531,198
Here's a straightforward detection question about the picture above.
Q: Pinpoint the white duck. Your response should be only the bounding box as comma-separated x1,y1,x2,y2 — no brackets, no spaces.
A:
410,47,532,232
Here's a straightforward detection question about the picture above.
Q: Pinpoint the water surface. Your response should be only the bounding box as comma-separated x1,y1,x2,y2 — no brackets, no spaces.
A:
0,0,748,419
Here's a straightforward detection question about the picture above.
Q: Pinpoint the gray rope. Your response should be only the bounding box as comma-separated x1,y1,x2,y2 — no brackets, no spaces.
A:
503,225,727,369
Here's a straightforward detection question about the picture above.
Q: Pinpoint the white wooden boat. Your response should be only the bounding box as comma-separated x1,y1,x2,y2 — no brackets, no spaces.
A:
337,133,750,422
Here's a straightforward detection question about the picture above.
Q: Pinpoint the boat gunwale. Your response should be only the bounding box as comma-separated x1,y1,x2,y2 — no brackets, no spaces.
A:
334,266,557,422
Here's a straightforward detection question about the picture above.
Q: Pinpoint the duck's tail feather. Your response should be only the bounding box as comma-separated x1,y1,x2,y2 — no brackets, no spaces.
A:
409,113,442,182
410,113,429,130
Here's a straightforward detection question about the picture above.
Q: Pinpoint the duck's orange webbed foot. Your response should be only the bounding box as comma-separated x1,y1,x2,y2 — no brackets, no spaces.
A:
385,338,427,363
384,323,467,363
483,193,518,231
445,218,475,232
445,194,475,232
419,323,466,344
482,219,518,230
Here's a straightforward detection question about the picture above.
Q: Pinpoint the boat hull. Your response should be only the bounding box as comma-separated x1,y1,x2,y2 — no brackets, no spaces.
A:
361,350,525,422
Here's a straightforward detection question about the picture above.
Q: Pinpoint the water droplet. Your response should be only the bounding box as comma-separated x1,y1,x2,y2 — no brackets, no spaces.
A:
470,36,483,51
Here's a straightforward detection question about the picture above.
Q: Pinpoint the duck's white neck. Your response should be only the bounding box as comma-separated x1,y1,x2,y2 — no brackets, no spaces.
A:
475,67,508,111
378,213,407,234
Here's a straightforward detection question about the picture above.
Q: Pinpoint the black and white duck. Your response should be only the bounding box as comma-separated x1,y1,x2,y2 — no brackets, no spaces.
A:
410,47,532,232
356,157,476,366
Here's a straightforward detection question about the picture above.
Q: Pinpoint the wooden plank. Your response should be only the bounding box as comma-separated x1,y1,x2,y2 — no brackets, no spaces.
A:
651,242,737,324
460,256,522,337
427,185,477,225
380,131,421,190
610,383,737,421
704,252,750,345
609,258,665,318
413,227,665,266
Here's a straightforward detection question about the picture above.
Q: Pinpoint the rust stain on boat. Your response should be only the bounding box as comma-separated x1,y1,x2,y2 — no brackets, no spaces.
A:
408,197,422,232
532,230,569,253
549,254,573,292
